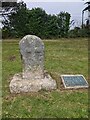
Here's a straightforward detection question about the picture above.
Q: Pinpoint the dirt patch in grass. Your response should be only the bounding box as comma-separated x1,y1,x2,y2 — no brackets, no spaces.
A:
8,55,16,61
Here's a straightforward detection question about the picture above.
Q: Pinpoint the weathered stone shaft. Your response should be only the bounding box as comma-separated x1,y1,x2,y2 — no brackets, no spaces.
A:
19,35,44,80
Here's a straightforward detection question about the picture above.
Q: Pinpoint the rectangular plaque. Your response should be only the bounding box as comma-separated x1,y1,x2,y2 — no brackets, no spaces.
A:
61,75,89,89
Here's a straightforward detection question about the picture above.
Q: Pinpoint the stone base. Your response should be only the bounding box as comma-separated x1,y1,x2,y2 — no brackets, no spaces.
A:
9,73,57,93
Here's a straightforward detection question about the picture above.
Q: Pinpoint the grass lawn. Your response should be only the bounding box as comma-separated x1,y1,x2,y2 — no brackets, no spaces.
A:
0,40,2,119
2,38,88,118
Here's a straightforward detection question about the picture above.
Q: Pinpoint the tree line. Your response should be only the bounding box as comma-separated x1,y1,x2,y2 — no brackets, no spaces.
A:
2,1,89,39
2,1,71,39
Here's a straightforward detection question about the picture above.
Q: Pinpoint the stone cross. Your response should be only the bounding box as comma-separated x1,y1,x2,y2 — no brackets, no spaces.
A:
19,35,44,80
9,35,56,93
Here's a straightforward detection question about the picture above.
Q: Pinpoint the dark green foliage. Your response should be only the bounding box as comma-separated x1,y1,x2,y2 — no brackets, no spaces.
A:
27,7,48,38
68,26,89,38
45,15,59,38
2,1,71,39
57,12,70,37
2,1,89,39
3,1,29,38
2,28,10,39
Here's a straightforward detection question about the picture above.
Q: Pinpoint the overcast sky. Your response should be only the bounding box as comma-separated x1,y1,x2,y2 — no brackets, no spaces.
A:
18,0,88,28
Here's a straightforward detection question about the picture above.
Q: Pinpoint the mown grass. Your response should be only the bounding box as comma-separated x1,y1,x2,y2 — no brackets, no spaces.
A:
0,40,2,119
2,38,88,118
